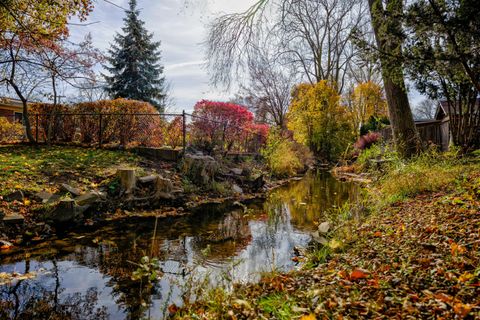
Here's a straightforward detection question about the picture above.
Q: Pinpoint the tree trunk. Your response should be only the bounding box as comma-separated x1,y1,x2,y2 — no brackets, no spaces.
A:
368,0,421,157
117,168,136,197
10,82,35,143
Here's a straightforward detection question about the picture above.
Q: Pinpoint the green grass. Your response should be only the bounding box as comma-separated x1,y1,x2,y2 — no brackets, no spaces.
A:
0,145,140,195
257,293,298,320
375,148,478,203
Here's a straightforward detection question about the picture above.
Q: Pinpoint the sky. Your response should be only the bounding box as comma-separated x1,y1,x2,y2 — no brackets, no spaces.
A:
68,0,425,114
69,0,257,113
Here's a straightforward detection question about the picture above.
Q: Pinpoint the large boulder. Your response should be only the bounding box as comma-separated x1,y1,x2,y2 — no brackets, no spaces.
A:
43,199,80,224
180,154,219,186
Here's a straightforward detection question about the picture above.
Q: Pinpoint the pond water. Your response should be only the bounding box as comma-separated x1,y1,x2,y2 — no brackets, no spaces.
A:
0,171,358,320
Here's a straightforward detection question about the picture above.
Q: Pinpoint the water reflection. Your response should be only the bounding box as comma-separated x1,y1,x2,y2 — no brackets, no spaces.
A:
0,170,357,319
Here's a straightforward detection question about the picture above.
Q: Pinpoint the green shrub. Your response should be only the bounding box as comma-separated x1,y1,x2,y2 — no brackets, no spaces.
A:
356,144,400,172
261,129,312,177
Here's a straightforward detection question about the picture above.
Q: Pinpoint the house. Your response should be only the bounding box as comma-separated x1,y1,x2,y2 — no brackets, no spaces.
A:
0,97,24,122
435,98,480,149
435,98,480,121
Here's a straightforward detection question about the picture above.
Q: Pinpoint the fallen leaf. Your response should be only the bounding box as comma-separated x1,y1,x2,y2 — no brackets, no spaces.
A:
300,314,316,320
350,268,369,281
168,304,178,314
453,303,472,318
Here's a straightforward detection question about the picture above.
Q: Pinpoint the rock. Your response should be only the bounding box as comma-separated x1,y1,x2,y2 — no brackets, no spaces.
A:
3,214,25,225
44,199,80,224
242,167,252,178
34,191,55,203
60,183,82,196
34,191,61,204
231,168,243,175
75,191,106,206
311,231,328,245
153,176,174,200
318,222,331,234
5,190,24,202
232,184,243,194
180,154,219,186
250,175,265,191
138,175,158,184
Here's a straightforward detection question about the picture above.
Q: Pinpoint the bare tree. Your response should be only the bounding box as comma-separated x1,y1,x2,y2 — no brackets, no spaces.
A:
74,75,108,103
0,36,49,142
413,99,437,120
275,0,367,92
206,0,367,94
241,48,295,127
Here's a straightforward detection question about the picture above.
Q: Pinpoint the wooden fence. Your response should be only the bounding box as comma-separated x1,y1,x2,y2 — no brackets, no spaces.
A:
378,119,450,151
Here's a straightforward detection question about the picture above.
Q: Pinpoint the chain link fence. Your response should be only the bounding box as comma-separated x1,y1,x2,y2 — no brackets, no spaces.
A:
0,111,268,154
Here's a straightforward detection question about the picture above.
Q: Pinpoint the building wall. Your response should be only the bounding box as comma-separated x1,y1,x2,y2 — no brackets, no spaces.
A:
377,120,450,151
0,108,15,120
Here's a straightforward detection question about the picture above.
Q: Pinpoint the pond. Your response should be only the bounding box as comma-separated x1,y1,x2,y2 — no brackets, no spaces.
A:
0,170,358,320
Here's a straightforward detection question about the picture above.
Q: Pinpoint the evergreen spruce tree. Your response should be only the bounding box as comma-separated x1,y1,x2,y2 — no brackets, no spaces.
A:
104,0,166,111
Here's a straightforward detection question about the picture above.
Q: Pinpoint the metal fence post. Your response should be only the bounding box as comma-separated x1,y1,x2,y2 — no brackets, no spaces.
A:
182,110,186,153
35,114,39,143
98,114,103,148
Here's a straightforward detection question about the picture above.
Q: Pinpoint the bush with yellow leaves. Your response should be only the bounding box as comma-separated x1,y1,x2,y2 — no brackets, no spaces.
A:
0,117,24,143
287,81,354,162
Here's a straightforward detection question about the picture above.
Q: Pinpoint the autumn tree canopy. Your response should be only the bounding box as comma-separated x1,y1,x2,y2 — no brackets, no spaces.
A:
350,81,388,136
287,81,354,161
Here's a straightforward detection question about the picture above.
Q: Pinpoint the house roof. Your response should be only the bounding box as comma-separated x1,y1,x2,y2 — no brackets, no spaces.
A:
0,97,25,113
436,98,480,120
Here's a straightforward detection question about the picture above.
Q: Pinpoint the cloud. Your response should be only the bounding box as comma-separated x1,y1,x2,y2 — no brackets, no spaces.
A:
165,60,206,72
68,0,257,110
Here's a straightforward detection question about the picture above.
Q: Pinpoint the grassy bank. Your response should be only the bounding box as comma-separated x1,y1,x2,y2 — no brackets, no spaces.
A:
175,152,480,319
0,145,141,196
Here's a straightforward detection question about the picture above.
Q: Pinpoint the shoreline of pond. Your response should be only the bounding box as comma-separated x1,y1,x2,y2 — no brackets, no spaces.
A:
0,172,307,258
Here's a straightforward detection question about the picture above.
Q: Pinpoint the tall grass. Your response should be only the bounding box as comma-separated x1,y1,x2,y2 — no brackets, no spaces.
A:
378,148,465,201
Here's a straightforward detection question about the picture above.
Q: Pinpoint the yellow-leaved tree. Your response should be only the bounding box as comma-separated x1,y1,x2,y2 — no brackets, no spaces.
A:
287,81,354,161
350,81,388,136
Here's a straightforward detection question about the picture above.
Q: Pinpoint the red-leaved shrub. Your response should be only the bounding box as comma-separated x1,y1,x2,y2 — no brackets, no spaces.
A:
190,100,268,152
354,132,381,150
31,99,166,147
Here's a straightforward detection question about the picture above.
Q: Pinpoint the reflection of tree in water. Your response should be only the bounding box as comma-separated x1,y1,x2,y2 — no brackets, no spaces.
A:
0,172,357,319
0,259,107,320
190,210,252,261
267,170,358,230
70,231,183,320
